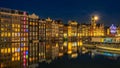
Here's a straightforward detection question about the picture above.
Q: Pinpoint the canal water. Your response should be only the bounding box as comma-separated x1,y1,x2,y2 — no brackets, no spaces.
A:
38,47,120,68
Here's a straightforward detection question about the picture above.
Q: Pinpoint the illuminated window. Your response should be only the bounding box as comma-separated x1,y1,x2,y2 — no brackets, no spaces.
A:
15,29,17,32
1,33,4,37
15,33,17,36
12,33,14,37
8,48,11,53
12,24,15,27
12,48,15,53
30,22,32,25
1,28,4,31
18,25,20,28
5,48,7,53
1,49,4,53
12,57,14,61
5,33,7,37
18,29,20,32
14,53,18,57
8,33,11,37
18,56,20,61
15,57,18,61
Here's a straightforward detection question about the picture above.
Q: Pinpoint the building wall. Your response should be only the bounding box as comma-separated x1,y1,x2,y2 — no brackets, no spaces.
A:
28,14,39,65
38,19,46,62
68,21,78,41
45,18,52,41
0,8,29,68
58,22,64,41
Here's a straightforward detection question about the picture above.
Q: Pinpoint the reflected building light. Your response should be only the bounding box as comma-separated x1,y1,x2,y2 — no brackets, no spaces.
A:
67,51,72,54
71,53,78,58
103,52,119,57
63,42,67,47
91,52,95,58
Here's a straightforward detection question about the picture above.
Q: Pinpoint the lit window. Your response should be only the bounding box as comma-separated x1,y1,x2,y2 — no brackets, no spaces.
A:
18,29,20,32
1,49,4,53
5,48,7,53
30,22,32,25
12,24,15,27
8,33,11,37
21,48,23,51
5,33,7,37
18,56,20,61
12,57,14,61
12,48,15,53
18,25,20,28
12,33,14,37
14,53,18,57
8,48,11,53
1,28,4,31
15,29,17,32
15,57,18,61
15,48,17,51
1,33,4,37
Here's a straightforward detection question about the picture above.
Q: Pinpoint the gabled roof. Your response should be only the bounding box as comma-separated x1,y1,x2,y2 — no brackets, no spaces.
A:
29,13,39,19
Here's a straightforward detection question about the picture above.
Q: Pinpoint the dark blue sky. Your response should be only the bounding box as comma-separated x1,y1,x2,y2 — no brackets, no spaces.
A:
0,0,120,25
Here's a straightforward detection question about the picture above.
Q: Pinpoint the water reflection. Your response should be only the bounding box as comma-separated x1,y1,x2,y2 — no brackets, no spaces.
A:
0,41,120,68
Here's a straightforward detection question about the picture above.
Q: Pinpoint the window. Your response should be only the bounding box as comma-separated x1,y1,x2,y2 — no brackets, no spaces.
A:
8,33,11,37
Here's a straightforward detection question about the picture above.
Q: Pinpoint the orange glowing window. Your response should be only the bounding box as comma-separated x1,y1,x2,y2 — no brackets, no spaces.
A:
12,57,14,61
8,48,11,53
1,49,4,53
12,48,15,53
18,56,20,61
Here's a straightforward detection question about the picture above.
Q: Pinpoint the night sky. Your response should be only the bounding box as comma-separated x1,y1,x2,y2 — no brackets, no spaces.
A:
0,0,120,26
